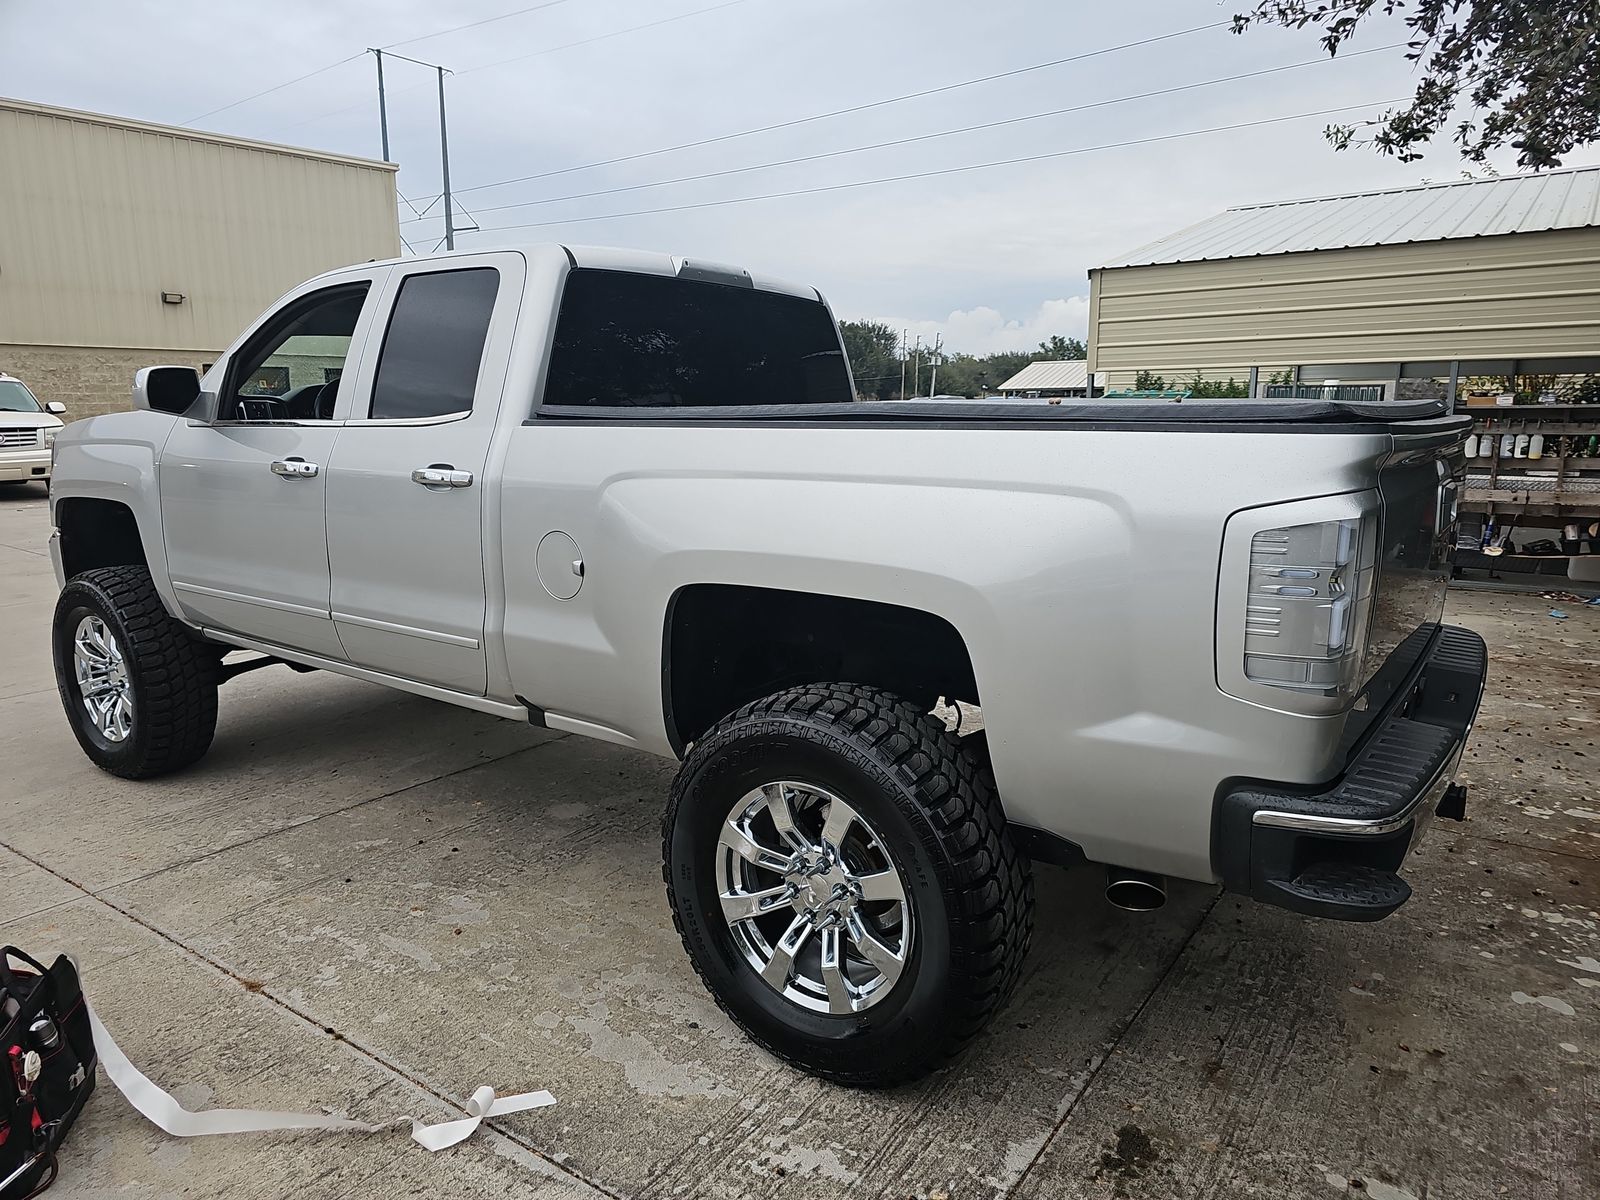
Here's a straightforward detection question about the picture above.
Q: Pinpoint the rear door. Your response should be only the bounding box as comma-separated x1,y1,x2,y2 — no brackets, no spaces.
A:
160,270,388,658
324,252,523,695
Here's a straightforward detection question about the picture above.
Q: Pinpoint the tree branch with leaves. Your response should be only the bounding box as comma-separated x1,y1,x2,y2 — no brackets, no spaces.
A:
1234,1,1599,168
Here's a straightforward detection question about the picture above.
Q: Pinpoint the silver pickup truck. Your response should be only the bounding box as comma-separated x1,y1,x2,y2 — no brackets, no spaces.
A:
47,245,1485,1085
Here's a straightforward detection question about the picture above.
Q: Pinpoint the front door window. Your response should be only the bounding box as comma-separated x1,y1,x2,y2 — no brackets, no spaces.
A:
224,284,369,422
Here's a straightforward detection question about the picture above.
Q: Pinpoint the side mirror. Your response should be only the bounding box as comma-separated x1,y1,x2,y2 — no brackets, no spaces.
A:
133,366,201,416
45,401,67,415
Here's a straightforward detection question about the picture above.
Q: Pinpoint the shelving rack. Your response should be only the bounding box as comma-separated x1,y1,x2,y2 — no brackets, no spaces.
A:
1460,403,1600,523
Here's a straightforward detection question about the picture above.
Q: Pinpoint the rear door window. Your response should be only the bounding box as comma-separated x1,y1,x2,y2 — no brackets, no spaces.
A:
368,268,500,420
541,269,852,408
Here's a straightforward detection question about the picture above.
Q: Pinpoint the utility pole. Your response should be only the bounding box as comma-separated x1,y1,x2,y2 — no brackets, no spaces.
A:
898,329,907,401
913,336,922,397
370,50,455,250
369,49,390,161
436,65,455,250
928,334,943,397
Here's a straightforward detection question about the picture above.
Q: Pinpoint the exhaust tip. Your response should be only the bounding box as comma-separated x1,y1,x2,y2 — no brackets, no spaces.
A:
1105,867,1167,912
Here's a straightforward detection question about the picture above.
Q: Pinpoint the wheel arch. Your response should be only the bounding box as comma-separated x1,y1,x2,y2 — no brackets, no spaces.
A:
49,413,183,618
55,497,150,579
661,583,980,755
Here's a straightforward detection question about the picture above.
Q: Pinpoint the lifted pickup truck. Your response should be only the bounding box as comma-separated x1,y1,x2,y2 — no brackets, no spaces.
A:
48,245,1484,1085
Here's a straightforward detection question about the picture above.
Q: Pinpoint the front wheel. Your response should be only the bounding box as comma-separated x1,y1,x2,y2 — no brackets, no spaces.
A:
53,566,219,778
663,684,1033,1086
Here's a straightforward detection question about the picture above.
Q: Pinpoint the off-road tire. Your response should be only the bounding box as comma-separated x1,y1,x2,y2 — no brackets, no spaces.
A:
663,683,1033,1086
53,566,219,778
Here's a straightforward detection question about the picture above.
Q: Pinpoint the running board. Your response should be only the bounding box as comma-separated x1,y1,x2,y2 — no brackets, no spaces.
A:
198,628,530,722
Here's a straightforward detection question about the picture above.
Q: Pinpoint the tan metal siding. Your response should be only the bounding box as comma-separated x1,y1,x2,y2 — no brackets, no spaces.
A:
1088,227,1600,374
0,100,399,353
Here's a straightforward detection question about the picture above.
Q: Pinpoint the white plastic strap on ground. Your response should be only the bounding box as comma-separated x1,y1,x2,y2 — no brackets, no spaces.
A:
74,964,554,1151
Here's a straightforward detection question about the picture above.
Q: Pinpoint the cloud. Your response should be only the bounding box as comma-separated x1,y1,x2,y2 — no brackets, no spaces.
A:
855,297,1090,357
9,0,1600,347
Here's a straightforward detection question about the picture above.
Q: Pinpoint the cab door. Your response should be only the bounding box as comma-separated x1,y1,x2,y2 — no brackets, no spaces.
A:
160,270,388,658
323,252,523,695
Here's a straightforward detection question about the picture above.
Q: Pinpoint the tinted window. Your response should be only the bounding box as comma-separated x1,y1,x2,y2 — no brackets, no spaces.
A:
542,269,852,408
369,268,499,420
226,284,368,421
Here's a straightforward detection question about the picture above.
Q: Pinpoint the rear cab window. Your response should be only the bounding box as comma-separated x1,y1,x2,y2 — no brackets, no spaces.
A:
540,269,853,410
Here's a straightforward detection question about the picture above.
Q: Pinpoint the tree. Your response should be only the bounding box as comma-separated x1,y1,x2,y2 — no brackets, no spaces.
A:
1233,1,1600,168
838,319,903,399
1035,335,1086,361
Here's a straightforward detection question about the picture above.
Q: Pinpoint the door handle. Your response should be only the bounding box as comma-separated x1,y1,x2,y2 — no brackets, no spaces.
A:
411,465,474,488
270,458,319,479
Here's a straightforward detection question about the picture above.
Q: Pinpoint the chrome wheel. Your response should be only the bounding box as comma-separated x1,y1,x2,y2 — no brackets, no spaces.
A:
73,614,133,743
715,781,913,1015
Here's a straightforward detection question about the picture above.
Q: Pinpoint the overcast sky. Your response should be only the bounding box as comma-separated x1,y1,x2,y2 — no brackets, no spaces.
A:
5,0,1598,354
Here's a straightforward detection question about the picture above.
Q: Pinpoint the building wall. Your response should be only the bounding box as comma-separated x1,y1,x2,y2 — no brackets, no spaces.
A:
0,98,399,415
1087,227,1600,379
1,344,212,415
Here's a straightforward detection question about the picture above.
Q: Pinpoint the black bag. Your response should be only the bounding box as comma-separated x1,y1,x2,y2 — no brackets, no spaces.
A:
1,949,97,1199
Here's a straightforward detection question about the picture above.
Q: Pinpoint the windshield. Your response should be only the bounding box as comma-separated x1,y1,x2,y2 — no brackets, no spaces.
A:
0,381,44,413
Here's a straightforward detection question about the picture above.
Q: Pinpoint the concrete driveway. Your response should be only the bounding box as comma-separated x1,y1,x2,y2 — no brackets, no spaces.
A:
1,484,1595,1199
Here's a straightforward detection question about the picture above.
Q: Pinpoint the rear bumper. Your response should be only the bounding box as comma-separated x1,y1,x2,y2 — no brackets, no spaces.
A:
1213,624,1487,921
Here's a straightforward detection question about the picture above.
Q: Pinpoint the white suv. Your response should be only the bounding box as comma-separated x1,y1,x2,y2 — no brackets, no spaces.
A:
0,373,66,490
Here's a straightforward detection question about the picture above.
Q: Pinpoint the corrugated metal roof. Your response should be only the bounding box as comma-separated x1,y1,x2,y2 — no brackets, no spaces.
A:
1100,166,1600,268
996,361,1106,391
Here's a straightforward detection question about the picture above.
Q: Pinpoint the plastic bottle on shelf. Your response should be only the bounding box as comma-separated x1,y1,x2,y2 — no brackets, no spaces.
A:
1529,432,1544,459
1464,434,1479,457
1500,432,1516,457
1515,433,1530,458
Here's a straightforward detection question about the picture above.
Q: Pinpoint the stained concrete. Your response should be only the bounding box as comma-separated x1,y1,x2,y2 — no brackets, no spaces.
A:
0,483,1594,1199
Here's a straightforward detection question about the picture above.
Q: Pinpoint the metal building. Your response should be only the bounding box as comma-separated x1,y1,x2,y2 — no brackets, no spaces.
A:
994,360,1107,398
1086,167,1600,398
0,97,400,416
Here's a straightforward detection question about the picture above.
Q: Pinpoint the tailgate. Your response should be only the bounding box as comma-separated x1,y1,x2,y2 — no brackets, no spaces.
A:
1347,427,1467,741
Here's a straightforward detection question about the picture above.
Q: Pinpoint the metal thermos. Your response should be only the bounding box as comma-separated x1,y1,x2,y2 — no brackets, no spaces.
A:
27,1015,60,1051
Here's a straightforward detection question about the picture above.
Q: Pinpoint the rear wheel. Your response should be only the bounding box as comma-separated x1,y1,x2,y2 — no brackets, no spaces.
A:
664,683,1033,1086
52,566,219,778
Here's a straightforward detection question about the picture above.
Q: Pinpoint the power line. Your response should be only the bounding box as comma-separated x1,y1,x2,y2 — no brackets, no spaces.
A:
399,45,1397,226
285,0,753,133
462,100,1402,236
380,0,576,50
178,0,584,128
451,0,750,78
421,20,1227,203
183,53,365,125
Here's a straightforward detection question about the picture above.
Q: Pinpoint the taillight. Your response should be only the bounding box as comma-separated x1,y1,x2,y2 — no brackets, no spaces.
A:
1218,494,1379,715
1244,518,1366,694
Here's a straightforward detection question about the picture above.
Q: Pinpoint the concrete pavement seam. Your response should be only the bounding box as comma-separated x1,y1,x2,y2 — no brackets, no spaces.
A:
0,745,631,1200
97,732,570,894
0,840,623,1199
1449,825,1600,864
0,742,563,928
1004,888,1223,1198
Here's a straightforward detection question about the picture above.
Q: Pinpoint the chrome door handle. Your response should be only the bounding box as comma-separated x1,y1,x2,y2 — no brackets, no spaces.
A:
270,458,319,479
411,465,473,488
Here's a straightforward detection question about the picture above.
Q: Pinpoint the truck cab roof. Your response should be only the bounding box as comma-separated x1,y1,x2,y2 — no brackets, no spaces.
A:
321,242,826,303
